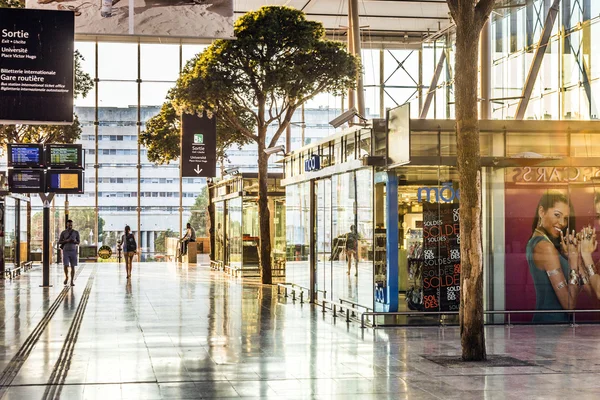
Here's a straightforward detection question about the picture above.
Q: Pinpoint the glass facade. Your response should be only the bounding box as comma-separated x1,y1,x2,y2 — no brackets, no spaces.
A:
211,175,284,277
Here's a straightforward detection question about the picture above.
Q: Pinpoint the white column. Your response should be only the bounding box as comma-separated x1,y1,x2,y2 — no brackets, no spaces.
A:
149,231,155,253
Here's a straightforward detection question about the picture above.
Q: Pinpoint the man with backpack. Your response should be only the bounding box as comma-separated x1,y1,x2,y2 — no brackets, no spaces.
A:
121,225,137,279
59,219,80,286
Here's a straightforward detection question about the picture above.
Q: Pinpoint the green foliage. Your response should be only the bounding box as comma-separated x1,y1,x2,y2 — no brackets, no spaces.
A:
74,50,94,99
187,186,209,236
139,101,251,165
171,6,357,282
32,208,104,245
0,114,82,147
155,229,178,254
139,102,181,165
172,6,358,147
68,208,105,245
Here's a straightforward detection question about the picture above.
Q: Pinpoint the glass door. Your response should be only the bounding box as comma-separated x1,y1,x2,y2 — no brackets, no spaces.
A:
315,178,332,301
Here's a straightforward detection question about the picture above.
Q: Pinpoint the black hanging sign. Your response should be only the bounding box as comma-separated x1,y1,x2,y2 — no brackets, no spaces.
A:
421,201,461,312
0,8,74,124
181,112,216,178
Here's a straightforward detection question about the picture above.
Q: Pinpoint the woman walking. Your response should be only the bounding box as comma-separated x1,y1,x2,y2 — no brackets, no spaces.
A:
121,225,137,279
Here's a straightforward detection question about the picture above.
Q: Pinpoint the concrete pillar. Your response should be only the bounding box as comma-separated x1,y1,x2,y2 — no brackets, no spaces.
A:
149,231,155,253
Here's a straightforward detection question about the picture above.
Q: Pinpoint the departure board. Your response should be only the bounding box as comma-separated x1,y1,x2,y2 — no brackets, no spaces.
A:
8,169,44,193
46,170,83,194
46,144,82,168
7,144,44,168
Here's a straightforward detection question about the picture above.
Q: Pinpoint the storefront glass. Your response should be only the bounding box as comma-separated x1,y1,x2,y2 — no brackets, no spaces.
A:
4,197,16,269
273,198,286,277
315,178,332,301
241,200,259,272
397,167,461,325
215,202,225,264
285,181,311,290
228,197,242,271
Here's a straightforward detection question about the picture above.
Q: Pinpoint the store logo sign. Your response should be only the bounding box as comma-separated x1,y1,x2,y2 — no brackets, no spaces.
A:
417,183,460,203
304,155,321,172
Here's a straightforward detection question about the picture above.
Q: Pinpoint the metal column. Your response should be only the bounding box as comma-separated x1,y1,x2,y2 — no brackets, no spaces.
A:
515,0,561,120
385,172,398,312
347,2,355,113
480,20,492,119
136,40,142,255
419,50,446,119
350,0,365,117
309,180,316,303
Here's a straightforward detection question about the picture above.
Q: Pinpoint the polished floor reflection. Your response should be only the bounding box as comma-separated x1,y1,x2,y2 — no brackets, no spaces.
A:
1,262,600,399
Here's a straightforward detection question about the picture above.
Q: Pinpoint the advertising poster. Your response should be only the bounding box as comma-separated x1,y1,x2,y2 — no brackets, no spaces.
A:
505,166,600,322
26,0,234,39
0,8,74,124
422,201,461,312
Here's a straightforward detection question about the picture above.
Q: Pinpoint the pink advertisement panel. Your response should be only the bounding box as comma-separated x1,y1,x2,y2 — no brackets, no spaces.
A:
505,166,600,323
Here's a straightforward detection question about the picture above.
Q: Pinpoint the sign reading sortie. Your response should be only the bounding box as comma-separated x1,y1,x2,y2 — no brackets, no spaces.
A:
421,202,461,312
0,8,74,125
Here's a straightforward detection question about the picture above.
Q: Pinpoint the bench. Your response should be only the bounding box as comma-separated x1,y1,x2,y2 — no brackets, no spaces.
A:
3,261,35,280
210,260,223,271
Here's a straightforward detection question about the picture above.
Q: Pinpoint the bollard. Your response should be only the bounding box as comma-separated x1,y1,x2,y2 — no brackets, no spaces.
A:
322,300,326,313
284,287,288,298
346,308,350,323
333,304,337,317
292,290,296,302
300,291,304,304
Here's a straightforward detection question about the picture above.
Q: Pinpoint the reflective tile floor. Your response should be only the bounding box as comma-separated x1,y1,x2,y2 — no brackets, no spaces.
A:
1,262,600,399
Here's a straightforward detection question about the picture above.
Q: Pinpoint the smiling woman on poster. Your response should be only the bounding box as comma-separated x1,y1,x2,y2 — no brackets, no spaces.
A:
526,191,583,322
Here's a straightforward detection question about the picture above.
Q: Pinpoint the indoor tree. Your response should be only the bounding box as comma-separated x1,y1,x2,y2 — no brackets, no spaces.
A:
171,6,357,284
446,0,495,361
139,100,251,260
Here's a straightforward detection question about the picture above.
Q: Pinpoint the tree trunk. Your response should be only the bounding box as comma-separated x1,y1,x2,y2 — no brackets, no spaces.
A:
208,181,216,262
257,141,273,284
455,20,486,361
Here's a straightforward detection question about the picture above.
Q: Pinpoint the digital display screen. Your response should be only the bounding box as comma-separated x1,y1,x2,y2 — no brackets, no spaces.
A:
8,144,44,168
46,144,82,168
8,169,44,193
46,170,83,194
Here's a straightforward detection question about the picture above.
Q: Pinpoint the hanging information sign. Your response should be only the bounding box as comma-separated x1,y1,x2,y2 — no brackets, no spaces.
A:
0,8,75,124
181,112,216,178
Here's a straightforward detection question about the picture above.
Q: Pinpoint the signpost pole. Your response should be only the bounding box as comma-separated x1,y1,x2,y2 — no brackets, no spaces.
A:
40,193,55,287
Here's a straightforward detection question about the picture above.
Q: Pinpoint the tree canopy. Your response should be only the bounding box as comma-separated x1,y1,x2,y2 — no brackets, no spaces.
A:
139,101,252,165
171,6,358,284
172,6,357,148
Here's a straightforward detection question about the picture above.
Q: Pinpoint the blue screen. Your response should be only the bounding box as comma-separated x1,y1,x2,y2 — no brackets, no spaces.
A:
11,146,41,165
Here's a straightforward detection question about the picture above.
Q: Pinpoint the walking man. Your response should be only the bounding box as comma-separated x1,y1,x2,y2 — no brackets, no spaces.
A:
59,219,80,286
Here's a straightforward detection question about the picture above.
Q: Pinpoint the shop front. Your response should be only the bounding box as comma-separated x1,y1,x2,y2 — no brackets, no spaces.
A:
0,193,31,274
283,104,600,325
212,173,285,277
283,123,392,312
